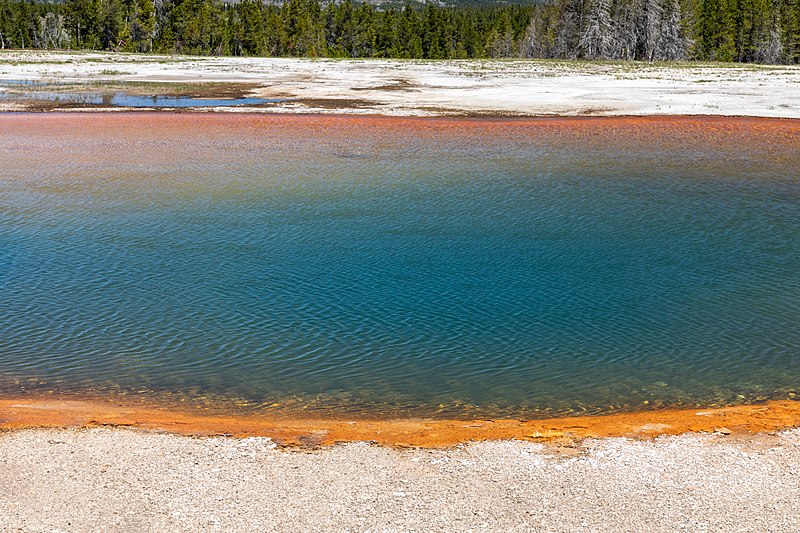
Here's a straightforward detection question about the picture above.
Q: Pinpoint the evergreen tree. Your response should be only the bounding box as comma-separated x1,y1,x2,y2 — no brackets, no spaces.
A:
66,0,100,48
392,5,422,58
697,0,737,60
0,0,791,63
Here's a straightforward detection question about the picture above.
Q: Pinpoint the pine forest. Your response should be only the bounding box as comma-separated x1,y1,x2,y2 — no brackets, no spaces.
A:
1,0,799,63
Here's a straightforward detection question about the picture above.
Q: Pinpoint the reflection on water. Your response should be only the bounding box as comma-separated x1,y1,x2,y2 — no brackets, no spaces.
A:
0,114,799,419
0,80,281,107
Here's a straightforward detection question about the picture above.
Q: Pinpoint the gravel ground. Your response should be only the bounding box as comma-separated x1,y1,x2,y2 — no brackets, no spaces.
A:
1,427,799,532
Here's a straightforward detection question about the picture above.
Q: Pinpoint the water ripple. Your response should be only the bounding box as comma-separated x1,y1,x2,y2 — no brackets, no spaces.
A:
2,116,800,417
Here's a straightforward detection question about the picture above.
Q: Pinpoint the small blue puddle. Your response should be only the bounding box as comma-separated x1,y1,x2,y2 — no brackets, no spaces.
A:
0,81,282,107
110,94,280,107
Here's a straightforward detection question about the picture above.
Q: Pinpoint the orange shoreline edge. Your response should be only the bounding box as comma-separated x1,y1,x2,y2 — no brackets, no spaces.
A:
1,398,798,447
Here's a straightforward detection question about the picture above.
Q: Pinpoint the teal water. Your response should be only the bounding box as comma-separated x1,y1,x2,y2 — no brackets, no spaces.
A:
1,115,799,417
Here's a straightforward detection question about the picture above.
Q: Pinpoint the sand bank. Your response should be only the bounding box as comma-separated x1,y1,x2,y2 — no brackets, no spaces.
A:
1,426,799,531
1,51,800,117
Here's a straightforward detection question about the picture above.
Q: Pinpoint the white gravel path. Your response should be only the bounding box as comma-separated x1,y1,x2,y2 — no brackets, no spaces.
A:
1,427,799,532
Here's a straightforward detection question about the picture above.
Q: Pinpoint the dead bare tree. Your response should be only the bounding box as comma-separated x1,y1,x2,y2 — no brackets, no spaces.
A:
38,13,69,49
520,18,541,58
555,0,582,59
521,11,558,58
612,0,642,60
638,0,663,61
580,0,614,59
754,18,783,63
489,29,515,58
652,0,688,60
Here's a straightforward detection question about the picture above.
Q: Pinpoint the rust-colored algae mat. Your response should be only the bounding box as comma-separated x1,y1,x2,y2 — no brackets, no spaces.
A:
3,112,800,139
1,398,798,447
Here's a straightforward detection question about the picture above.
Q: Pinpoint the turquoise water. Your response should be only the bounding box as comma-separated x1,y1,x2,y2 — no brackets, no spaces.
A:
1,115,799,417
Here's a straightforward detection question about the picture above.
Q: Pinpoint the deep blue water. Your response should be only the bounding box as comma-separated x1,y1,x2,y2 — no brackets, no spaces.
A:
1,115,799,417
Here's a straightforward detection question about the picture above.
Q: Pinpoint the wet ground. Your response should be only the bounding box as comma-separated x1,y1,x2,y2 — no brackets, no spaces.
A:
3,51,799,117
0,80,285,110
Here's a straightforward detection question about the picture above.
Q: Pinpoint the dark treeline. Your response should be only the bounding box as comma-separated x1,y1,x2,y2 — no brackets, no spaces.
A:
1,0,799,63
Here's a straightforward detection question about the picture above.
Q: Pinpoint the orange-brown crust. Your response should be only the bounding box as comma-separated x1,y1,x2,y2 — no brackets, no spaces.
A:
1,397,798,447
